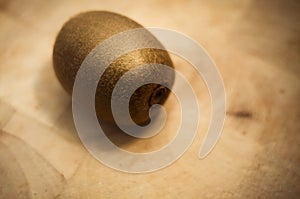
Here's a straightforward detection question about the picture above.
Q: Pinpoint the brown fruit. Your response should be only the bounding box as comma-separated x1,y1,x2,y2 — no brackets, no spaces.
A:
53,11,174,126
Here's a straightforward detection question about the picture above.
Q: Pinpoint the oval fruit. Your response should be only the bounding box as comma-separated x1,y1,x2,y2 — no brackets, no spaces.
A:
53,11,174,126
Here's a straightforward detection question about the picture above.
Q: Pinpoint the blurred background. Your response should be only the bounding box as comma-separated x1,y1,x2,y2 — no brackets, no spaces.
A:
0,0,299,198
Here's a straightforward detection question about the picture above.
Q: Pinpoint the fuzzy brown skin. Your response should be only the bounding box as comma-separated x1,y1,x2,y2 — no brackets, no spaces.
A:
53,11,174,126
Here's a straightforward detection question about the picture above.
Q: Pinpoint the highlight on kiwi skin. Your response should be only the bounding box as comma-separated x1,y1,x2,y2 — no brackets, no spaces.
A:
53,11,175,127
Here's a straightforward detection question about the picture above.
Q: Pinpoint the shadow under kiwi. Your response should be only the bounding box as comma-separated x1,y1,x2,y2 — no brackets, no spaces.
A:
34,60,78,143
34,60,138,149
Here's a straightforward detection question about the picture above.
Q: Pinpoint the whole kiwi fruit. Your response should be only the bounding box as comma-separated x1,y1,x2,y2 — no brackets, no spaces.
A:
53,11,174,126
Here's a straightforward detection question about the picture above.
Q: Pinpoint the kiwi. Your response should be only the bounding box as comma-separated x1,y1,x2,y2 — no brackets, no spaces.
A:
53,11,174,126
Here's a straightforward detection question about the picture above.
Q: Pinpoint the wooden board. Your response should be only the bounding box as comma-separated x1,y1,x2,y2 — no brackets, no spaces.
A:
0,0,299,198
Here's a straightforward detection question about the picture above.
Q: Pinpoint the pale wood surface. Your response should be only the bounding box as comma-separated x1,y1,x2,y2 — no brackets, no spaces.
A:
0,0,299,198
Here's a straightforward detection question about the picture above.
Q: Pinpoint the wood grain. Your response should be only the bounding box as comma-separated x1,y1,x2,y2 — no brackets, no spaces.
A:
0,0,299,198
